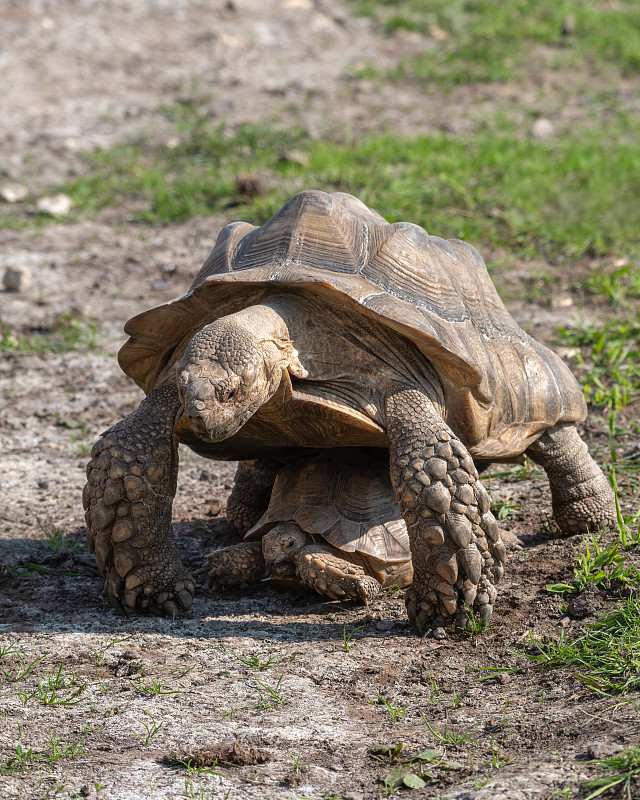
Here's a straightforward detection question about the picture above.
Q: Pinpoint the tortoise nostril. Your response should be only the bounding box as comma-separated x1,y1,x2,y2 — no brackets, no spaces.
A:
216,378,241,406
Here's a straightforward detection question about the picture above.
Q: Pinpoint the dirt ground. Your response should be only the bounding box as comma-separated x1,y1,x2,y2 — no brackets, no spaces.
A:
1,2,639,799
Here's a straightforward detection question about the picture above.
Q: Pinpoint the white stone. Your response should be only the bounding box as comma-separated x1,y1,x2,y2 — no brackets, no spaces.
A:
3,265,31,292
0,184,28,203
36,193,73,217
531,118,555,140
282,0,312,8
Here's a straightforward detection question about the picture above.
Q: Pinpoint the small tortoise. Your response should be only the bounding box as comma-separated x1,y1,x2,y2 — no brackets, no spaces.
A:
83,190,615,635
206,454,413,603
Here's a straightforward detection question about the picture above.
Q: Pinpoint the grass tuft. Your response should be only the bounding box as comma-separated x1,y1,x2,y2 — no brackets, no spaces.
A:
581,745,640,800
0,313,100,355
556,313,640,409
521,596,640,695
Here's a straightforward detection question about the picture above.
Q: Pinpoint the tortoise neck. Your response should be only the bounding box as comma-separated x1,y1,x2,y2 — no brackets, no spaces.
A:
227,296,294,345
220,296,308,382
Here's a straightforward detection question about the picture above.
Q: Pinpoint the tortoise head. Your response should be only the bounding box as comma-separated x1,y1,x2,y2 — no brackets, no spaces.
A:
176,317,283,442
261,524,313,579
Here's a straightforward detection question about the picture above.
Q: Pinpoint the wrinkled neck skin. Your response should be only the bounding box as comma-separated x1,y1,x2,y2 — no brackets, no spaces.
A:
176,296,307,442
177,293,445,443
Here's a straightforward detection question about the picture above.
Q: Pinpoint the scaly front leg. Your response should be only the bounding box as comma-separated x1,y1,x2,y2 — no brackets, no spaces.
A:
384,389,506,638
294,546,382,604
83,382,195,616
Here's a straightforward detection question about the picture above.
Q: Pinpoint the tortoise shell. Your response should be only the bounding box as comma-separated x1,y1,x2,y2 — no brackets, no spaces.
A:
119,190,585,460
244,457,413,589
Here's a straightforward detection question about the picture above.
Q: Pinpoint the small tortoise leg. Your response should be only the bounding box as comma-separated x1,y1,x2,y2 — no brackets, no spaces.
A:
295,545,382,604
384,389,506,638
527,424,616,534
205,542,264,589
226,459,281,535
83,382,195,616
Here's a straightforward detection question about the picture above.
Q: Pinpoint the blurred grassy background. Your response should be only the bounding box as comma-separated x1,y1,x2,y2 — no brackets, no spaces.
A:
4,0,640,411
52,1,639,263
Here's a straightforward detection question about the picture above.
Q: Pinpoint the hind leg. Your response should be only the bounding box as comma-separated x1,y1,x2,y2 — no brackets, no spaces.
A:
226,460,281,535
527,424,616,534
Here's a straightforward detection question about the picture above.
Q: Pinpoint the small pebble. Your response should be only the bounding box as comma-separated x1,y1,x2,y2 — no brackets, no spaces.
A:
37,193,73,216
0,184,28,203
531,119,555,140
3,265,31,292
587,742,619,760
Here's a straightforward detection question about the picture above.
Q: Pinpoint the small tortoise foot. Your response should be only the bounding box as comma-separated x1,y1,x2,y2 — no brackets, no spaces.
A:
205,542,264,589
296,546,382,604
500,529,523,553
551,468,617,534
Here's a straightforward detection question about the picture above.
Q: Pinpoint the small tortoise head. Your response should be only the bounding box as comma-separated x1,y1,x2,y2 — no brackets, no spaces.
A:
177,318,283,442
261,524,314,579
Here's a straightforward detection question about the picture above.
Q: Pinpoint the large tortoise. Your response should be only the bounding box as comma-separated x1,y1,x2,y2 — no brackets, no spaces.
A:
83,190,615,636
206,453,413,603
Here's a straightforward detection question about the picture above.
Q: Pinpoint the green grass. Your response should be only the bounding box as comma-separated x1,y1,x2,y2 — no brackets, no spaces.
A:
346,0,640,85
585,263,640,308
556,313,640,409
13,663,86,707
580,745,640,800
57,115,640,261
546,533,640,597
370,695,407,723
521,596,640,695
0,730,88,775
0,312,100,354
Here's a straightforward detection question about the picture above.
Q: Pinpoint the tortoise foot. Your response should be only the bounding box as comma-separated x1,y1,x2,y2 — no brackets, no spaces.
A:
405,552,498,639
296,546,382,604
551,468,617,534
205,542,264,589
403,495,504,637
108,559,195,617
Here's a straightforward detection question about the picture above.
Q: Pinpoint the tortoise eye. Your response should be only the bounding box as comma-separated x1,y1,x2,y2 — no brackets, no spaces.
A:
285,538,296,550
